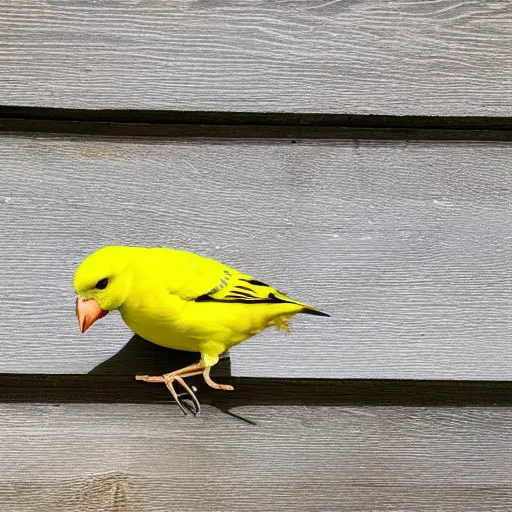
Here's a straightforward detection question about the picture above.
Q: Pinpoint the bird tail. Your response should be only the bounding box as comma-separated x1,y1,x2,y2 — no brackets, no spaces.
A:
270,289,330,318
301,306,330,317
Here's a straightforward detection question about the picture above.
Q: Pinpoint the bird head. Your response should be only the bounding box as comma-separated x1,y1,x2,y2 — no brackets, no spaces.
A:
73,246,133,333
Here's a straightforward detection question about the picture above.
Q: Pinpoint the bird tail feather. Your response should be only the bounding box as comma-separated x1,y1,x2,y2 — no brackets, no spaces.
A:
271,289,330,318
301,307,330,317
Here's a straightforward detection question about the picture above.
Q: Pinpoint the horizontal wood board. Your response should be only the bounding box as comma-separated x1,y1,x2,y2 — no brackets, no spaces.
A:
2,403,512,511
0,0,511,115
0,134,510,378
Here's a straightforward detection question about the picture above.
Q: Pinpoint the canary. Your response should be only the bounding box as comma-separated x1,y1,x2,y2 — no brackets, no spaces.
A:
74,246,329,414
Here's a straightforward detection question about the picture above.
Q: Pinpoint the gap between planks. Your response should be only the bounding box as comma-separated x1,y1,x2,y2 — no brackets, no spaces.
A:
2,375,512,407
0,107,511,141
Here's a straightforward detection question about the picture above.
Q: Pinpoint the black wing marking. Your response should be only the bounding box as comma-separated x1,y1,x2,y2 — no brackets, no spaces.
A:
194,292,288,305
194,274,331,316
234,285,255,292
240,278,269,287
226,291,257,299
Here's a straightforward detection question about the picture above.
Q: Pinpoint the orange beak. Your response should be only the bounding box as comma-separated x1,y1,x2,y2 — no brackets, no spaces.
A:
76,298,109,333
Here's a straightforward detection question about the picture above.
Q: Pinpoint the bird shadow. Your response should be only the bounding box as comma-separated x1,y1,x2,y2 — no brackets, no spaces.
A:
87,334,231,377
86,334,243,420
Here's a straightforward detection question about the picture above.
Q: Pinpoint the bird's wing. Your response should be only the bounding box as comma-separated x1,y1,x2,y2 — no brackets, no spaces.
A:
166,250,329,316
164,250,289,305
194,269,302,307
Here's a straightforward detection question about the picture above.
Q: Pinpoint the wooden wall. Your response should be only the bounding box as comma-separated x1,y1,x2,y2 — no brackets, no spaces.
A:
0,0,511,510
2,403,512,511
1,0,510,115
1,135,510,378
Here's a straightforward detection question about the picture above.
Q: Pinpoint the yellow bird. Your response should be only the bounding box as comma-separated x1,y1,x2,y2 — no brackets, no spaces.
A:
74,246,329,414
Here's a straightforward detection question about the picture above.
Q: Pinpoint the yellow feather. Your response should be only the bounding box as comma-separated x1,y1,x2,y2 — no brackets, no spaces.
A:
74,246,328,362
270,315,291,333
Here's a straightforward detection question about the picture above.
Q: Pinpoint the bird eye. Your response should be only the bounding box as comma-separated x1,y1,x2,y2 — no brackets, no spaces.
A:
95,278,109,290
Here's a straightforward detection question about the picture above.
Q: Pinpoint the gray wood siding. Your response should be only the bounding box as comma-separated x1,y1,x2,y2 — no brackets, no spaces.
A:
2,403,512,511
0,0,510,115
1,134,510,377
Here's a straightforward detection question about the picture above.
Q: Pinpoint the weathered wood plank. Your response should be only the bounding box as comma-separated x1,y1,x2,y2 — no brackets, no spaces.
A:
0,0,511,115
0,135,510,377
2,404,512,511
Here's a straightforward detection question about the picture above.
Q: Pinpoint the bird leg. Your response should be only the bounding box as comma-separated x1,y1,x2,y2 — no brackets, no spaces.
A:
136,358,234,415
136,362,205,416
203,366,234,391
136,361,205,383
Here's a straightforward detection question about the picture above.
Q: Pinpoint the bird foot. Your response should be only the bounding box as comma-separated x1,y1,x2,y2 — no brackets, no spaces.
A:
135,375,165,383
136,364,234,416
202,366,234,391
135,372,201,416
207,382,234,391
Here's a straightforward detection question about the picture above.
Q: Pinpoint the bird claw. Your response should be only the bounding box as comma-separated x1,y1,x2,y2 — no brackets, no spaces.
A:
170,376,201,417
135,375,165,383
135,374,201,416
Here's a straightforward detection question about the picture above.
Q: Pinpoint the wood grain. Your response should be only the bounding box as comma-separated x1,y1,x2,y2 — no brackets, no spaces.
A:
0,0,511,115
2,403,512,510
0,135,510,377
